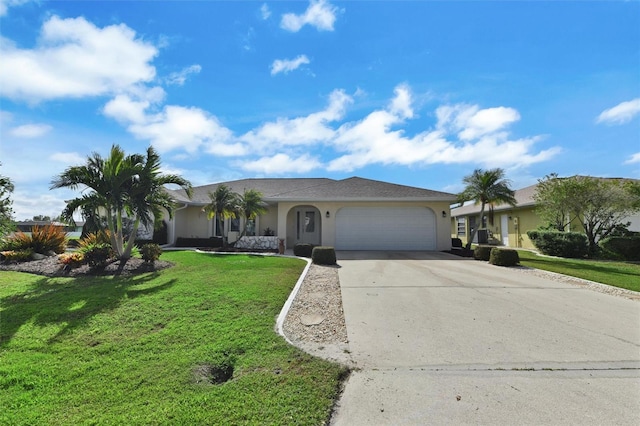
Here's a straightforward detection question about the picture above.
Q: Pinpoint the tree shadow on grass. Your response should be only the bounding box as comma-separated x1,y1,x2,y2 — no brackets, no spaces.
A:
0,273,176,347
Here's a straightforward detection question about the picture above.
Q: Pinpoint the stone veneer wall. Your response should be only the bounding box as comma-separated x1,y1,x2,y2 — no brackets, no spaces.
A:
234,236,279,250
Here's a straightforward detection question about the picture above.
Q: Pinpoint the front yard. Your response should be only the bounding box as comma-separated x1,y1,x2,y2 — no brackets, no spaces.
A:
0,251,347,425
517,249,640,292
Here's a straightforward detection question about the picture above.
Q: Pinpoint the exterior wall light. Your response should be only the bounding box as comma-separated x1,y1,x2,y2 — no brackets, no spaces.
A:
326,211,330,218
442,210,447,218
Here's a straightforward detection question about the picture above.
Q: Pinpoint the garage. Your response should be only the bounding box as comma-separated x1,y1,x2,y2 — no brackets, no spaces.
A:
335,206,436,250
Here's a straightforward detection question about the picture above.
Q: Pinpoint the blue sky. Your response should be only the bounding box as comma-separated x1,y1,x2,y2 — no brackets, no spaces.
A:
1,0,639,220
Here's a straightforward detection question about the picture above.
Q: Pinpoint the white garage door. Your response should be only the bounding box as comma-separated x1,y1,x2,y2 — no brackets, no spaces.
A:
335,206,436,250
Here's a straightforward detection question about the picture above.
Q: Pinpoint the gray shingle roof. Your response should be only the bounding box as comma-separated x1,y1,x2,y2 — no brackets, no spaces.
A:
451,183,538,216
166,177,456,205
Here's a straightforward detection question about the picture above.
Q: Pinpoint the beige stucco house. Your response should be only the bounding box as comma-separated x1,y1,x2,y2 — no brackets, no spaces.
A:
451,180,640,250
164,177,457,251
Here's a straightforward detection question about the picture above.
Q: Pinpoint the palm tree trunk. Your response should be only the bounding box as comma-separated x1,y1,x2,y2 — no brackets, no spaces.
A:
121,217,140,260
465,203,486,250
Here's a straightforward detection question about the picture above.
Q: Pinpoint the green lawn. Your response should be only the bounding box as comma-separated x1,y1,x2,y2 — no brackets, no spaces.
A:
0,251,347,425
517,250,640,292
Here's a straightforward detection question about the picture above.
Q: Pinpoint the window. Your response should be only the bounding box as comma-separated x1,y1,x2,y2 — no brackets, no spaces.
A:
457,218,466,236
230,217,240,232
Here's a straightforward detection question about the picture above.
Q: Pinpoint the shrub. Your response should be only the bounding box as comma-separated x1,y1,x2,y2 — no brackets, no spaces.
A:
59,252,85,268
599,236,640,261
451,238,463,249
293,243,314,257
30,224,68,254
153,220,168,245
175,237,223,248
527,230,588,258
82,243,113,269
141,243,163,263
473,245,492,261
312,246,337,265
489,248,520,267
263,227,275,236
78,230,112,250
0,249,33,262
0,231,32,251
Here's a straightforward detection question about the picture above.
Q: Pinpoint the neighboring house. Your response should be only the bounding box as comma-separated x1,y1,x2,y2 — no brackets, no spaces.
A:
451,179,640,250
163,177,457,251
14,221,84,237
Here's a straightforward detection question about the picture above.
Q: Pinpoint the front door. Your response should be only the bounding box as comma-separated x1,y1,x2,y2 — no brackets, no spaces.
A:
501,214,510,246
296,209,320,245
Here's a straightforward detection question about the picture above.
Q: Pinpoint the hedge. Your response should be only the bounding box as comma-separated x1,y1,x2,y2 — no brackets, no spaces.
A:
489,248,520,267
175,237,223,248
527,230,588,258
473,245,492,261
293,243,314,258
311,246,337,265
599,236,640,261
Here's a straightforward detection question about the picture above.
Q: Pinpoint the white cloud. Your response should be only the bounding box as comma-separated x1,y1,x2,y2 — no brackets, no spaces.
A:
260,3,271,20
270,55,310,76
0,0,30,17
281,0,338,32
436,104,520,141
389,84,414,119
241,89,352,151
9,123,52,138
103,94,241,156
625,152,640,165
50,152,85,165
0,15,157,102
239,153,322,174
596,98,640,125
165,64,202,86
327,85,559,172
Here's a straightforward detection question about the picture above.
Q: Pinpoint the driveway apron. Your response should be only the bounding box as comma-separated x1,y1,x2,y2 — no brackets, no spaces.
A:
331,251,640,425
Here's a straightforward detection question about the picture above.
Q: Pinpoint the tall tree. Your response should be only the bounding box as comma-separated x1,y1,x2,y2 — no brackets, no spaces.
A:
51,144,192,260
237,189,267,238
534,175,640,255
203,184,239,247
533,173,574,231
0,162,15,236
457,168,517,249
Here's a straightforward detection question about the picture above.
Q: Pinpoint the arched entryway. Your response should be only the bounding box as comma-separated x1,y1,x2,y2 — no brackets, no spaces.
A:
286,205,322,247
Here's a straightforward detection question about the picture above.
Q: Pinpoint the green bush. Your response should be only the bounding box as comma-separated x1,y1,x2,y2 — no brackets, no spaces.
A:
141,243,163,263
82,243,113,269
489,248,520,267
311,246,337,265
599,236,640,261
0,248,34,262
527,230,588,258
293,243,314,257
473,245,492,261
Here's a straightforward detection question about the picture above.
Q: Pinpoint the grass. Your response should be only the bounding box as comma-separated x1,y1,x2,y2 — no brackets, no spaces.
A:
0,251,348,425
516,249,640,292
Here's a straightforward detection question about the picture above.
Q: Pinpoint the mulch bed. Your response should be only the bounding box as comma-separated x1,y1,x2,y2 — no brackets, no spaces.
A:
0,255,173,278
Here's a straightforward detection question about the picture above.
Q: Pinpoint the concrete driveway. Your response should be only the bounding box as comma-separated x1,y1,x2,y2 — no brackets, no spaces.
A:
331,251,640,425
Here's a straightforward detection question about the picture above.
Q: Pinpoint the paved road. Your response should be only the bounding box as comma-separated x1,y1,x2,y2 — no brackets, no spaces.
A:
330,251,640,425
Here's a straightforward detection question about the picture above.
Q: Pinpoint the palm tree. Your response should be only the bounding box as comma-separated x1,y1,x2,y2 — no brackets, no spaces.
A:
51,144,192,260
203,184,240,247
237,189,267,238
457,168,517,249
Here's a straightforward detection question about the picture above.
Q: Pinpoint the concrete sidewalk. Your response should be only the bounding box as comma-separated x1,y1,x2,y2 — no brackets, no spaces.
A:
330,251,640,425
